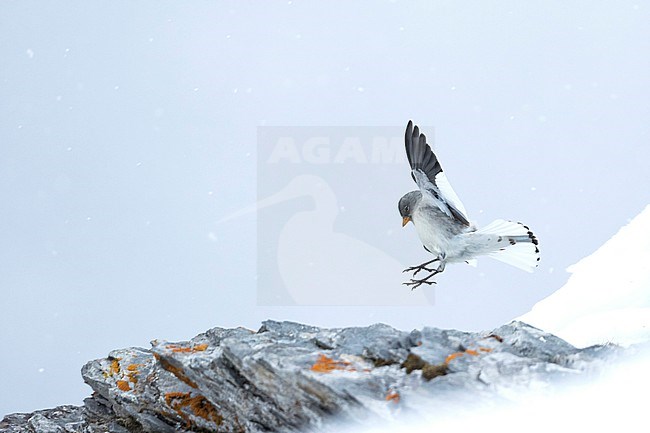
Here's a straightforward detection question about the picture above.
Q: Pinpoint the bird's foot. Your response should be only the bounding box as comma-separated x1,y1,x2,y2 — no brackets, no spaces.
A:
403,270,440,290
402,258,440,276
403,258,446,289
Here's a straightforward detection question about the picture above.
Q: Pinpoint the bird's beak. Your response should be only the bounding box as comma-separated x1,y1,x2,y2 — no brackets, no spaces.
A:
402,216,411,227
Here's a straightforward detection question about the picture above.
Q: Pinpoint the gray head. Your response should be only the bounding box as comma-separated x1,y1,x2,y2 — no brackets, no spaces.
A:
398,190,421,226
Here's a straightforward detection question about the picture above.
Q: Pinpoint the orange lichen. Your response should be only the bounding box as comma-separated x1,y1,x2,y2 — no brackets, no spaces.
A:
124,363,142,384
106,358,121,376
126,371,138,383
167,345,192,353
127,363,143,371
164,392,223,427
167,343,209,353
189,395,222,424
444,352,465,364
444,347,491,364
110,359,120,374
158,357,198,388
310,354,353,373
385,391,400,403
116,380,131,391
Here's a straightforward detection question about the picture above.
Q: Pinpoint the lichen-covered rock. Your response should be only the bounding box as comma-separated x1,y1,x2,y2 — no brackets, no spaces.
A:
0,321,626,433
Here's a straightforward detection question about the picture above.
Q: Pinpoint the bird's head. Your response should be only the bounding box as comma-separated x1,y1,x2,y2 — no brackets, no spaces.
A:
398,191,421,227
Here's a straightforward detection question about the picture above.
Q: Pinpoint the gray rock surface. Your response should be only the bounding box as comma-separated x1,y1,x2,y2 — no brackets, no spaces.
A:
0,321,628,432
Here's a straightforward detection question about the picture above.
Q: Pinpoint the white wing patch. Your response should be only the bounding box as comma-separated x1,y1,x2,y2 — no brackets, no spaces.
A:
434,171,469,222
412,169,470,226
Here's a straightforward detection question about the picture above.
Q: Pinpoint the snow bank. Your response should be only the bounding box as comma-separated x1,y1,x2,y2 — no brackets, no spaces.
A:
520,204,650,347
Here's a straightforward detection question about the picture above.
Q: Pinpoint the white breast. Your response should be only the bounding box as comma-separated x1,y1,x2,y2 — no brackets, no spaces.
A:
411,206,452,255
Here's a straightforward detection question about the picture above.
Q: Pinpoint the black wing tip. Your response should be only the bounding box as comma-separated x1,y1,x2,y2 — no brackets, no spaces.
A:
405,120,414,137
404,120,441,173
405,120,421,144
405,121,413,165
407,120,424,145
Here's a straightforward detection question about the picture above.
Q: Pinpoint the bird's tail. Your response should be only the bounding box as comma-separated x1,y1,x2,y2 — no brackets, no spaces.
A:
476,219,540,272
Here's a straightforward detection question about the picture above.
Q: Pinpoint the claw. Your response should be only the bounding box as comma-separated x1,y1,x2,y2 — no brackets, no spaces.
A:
403,278,437,290
403,269,441,290
402,265,435,276
402,258,446,289
413,267,434,276
402,258,440,276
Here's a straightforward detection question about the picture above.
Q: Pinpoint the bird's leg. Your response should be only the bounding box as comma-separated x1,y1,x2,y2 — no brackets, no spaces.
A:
403,258,446,290
402,258,440,276
403,270,439,290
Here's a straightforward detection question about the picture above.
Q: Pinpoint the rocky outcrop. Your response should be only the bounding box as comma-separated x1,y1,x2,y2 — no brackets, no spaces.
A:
0,321,627,432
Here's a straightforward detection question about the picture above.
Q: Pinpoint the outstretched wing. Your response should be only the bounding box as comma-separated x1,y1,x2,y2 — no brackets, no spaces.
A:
405,120,470,226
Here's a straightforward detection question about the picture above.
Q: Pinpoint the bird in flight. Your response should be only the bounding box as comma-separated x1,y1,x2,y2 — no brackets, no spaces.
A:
398,120,539,288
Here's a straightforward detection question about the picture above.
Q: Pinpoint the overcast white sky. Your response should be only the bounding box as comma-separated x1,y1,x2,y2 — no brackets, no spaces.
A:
1,0,649,416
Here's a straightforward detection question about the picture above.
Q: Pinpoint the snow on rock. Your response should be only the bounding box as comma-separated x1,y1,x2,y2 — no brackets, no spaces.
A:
520,204,650,348
332,343,650,433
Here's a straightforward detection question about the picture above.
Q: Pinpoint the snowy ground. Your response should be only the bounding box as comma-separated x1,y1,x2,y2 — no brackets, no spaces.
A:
520,204,650,348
